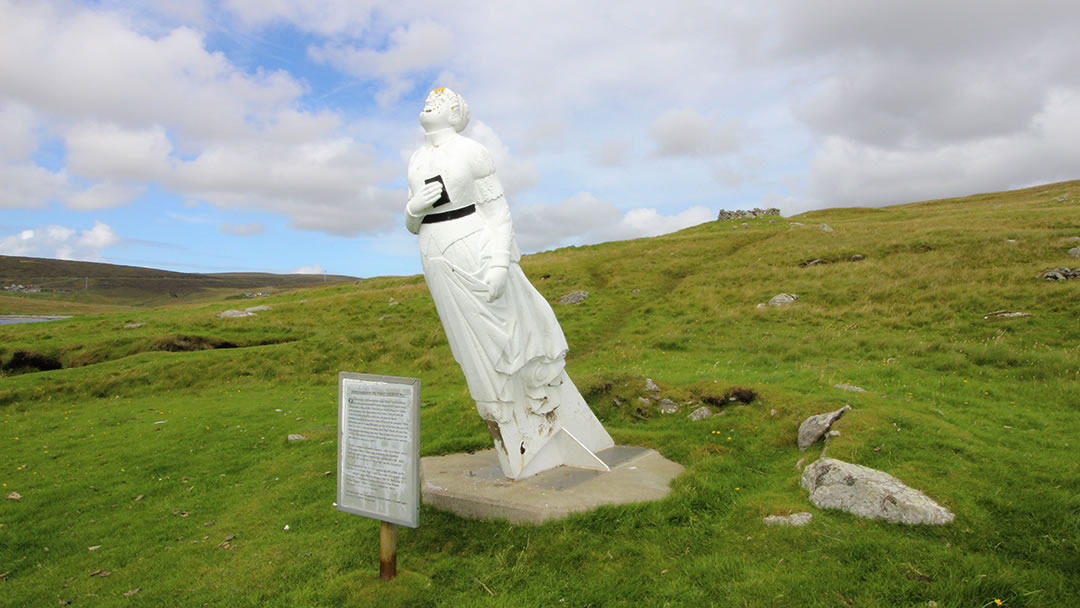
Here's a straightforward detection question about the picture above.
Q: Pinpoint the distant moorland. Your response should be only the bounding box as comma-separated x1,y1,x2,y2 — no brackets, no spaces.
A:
1,180,1078,607
0,256,358,313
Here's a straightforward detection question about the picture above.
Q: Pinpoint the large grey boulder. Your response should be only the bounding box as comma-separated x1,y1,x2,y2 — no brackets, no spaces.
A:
801,458,954,525
1069,247,1080,258
768,293,799,307
797,405,850,450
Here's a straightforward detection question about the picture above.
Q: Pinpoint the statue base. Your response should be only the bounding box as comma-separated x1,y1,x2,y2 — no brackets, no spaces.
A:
484,371,614,480
420,445,684,524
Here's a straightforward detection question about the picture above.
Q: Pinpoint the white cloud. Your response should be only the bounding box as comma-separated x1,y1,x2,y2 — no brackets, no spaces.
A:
65,122,173,181
649,108,741,158
0,164,68,209
69,182,145,210
0,221,121,262
589,139,630,168
513,193,714,252
220,221,266,236
292,264,325,274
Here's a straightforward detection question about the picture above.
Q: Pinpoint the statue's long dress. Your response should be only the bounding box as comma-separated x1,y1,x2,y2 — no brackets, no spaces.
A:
407,133,613,479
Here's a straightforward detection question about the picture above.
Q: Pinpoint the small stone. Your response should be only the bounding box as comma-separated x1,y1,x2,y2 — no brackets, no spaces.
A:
245,305,271,312
658,399,679,414
983,310,1031,320
768,293,798,307
637,397,652,406
763,512,812,527
849,254,865,262
123,588,141,597
797,405,851,451
1066,236,1080,242
1069,247,1080,258
645,378,660,392
388,297,399,306
820,223,834,233
287,434,306,441
6,491,21,501
123,322,145,329
687,406,712,421
631,289,641,294
795,457,807,470
803,258,826,266
827,430,841,438
217,309,255,318
834,383,866,392
558,290,589,305
770,408,778,417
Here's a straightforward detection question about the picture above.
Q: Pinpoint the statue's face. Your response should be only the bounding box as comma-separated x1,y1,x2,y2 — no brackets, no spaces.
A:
419,89,452,130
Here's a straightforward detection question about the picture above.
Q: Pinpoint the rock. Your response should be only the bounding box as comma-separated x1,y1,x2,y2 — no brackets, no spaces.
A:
795,457,807,470
763,512,812,527
645,378,660,392
1066,236,1080,242
216,310,254,318
1042,267,1080,281
287,434,306,442
637,397,652,407
1069,247,1080,258
849,254,865,262
687,406,713,421
388,297,399,306
797,405,851,451
802,258,827,267
827,430,841,438
245,305,271,312
768,293,799,307
716,208,780,221
123,322,145,329
6,491,21,501
801,458,955,525
789,222,804,227
820,223,833,233
834,384,866,392
983,310,1031,320
558,290,589,305
658,399,679,414
631,289,641,294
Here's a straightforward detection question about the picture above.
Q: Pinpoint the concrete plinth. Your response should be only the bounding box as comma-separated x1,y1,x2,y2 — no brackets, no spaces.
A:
420,445,683,524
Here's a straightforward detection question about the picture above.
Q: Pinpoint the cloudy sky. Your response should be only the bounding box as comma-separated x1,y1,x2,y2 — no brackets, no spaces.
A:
1,1,1077,277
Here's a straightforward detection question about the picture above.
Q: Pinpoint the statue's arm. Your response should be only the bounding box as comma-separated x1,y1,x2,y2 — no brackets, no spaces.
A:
472,149,513,269
404,185,423,234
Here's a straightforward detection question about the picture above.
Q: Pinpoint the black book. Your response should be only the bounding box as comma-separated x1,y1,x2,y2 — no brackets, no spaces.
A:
424,175,451,208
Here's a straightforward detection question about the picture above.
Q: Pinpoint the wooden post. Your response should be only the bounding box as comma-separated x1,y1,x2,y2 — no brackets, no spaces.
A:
379,521,397,580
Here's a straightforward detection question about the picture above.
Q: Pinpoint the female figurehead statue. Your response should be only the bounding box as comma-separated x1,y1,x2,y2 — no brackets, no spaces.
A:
405,88,613,479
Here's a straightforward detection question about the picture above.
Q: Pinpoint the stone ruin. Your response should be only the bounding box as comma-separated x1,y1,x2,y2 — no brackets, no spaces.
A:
716,208,781,221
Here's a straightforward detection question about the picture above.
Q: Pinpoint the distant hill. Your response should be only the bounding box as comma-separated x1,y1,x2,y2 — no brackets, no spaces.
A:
0,255,358,309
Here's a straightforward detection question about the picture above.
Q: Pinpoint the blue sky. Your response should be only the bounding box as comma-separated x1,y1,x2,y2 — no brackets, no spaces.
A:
1,1,1078,278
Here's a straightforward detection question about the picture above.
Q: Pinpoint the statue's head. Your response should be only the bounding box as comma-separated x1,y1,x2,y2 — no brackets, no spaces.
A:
420,87,470,133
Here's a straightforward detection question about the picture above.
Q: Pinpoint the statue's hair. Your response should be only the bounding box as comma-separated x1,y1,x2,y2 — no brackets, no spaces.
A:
435,87,470,133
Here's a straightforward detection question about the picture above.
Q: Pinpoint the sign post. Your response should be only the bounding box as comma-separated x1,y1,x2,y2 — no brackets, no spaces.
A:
337,372,420,580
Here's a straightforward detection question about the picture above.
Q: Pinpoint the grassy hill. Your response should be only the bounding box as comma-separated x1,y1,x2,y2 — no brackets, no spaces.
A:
0,255,358,312
1,181,1078,607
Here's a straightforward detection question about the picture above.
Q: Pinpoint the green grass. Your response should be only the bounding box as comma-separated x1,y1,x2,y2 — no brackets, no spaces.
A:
2,181,1079,607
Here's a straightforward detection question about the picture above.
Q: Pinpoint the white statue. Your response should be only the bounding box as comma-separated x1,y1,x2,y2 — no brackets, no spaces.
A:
405,88,614,479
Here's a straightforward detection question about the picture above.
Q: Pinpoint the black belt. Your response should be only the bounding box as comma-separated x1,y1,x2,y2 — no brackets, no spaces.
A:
422,204,476,224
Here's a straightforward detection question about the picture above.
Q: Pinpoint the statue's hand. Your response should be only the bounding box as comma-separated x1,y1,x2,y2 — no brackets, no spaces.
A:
485,266,508,302
406,181,444,215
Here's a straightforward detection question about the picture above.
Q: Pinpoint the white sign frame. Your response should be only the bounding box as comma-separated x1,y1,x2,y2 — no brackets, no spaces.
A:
337,372,420,528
